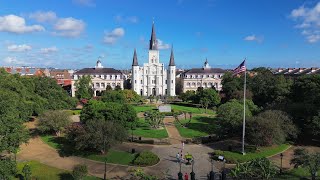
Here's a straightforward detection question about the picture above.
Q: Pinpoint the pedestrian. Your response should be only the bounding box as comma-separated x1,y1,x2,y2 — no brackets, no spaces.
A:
176,152,180,163
182,141,185,150
184,172,189,180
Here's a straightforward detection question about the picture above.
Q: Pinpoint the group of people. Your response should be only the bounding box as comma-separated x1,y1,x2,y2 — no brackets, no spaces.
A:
176,141,193,180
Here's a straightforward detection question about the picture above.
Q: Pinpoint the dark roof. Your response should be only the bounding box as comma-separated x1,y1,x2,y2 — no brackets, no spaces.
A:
132,49,139,66
184,68,226,74
75,68,122,74
169,48,175,66
149,22,158,50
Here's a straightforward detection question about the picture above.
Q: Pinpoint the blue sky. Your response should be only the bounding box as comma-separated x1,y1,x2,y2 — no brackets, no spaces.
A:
0,0,320,69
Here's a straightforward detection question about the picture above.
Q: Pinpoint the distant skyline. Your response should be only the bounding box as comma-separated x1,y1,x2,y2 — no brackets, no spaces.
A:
1,0,320,69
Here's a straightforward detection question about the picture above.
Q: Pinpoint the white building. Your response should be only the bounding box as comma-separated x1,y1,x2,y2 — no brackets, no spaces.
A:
71,60,124,97
131,22,176,97
182,59,226,92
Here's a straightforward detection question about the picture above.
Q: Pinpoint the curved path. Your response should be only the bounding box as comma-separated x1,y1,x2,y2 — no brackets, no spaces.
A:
17,137,222,179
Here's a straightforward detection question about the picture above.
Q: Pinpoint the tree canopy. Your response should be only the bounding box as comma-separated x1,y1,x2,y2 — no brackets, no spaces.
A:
74,75,93,100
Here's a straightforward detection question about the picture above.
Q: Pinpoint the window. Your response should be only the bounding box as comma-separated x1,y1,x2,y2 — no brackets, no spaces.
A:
141,80,143,84
135,80,137,83
101,83,105,88
135,70,137,73
96,83,100,87
165,80,167,84
187,83,191,87
171,80,173,84
192,82,196,87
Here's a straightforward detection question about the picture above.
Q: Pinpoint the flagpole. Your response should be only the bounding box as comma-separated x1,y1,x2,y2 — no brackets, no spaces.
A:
242,61,247,155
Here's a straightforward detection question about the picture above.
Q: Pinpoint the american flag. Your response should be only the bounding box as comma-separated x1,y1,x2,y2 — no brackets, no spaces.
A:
233,60,246,76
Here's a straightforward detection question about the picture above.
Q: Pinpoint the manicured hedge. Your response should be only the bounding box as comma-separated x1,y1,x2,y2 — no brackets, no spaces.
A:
133,151,159,166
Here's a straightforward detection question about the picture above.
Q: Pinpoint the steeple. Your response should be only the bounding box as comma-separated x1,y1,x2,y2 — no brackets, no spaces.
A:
169,46,175,66
132,48,138,66
149,21,158,50
203,58,210,69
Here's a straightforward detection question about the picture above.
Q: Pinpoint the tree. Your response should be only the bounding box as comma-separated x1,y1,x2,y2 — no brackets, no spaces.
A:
175,78,183,95
231,158,277,179
217,99,253,136
307,112,320,139
200,98,210,113
78,119,127,153
291,148,320,180
179,90,195,102
75,75,93,100
105,85,112,91
0,90,29,154
101,90,126,103
250,71,292,107
0,158,17,180
145,110,165,129
115,85,122,91
72,164,88,180
221,72,243,101
22,164,32,180
37,110,71,136
246,110,297,146
80,100,137,127
122,89,141,103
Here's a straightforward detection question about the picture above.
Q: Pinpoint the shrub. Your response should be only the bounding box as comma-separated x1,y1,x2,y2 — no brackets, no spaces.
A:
22,164,32,180
72,164,88,180
133,151,159,166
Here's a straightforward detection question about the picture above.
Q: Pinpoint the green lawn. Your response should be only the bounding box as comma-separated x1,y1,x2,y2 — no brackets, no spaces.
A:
170,104,215,114
218,144,291,163
16,160,100,180
175,115,217,138
85,149,137,165
132,118,168,138
133,105,156,112
66,109,82,115
277,167,320,179
40,135,137,165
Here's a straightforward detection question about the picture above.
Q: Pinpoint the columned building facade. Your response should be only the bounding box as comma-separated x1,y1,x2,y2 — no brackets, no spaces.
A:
71,60,124,97
182,59,226,92
131,22,176,97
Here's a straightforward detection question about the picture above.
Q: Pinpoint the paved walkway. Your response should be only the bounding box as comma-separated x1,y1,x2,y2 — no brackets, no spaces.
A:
163,117,184,144
17,136,222,179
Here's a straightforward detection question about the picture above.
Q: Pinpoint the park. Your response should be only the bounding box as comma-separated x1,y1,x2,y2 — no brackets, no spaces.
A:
1,68,320,180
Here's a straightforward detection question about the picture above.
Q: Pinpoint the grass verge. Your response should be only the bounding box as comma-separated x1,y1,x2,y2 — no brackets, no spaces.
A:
218,144,291,163
16,160,100,180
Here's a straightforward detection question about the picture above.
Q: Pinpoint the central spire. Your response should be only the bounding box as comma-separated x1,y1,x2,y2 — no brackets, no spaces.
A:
149,21,158,50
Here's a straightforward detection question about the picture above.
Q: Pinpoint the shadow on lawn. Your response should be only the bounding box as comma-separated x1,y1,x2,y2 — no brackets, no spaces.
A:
182,116,217,135
45,136,97,157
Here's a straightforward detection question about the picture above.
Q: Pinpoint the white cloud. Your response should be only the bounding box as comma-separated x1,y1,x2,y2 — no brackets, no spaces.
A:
3,56,26,65
29,11,57,23
244,34,264,43
0,14,44,34
103,27,125,44
40,46,58,54
72,0,95,7
7,44,32,52
114,15,139,24
157,39,170,50
290,2,320,43
53,17,85,37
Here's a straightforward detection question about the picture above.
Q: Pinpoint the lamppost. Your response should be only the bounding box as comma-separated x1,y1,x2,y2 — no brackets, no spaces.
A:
280,153,284,174
131,123,134,142
209,159,215,180
103,136,107,180
178,160,183,180
190,159,195,180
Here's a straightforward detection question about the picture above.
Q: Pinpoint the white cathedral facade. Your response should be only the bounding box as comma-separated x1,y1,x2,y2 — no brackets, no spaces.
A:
132,22,176,97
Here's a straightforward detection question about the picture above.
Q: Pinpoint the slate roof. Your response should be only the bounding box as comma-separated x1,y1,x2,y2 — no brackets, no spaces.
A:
132,49,139,66
169,48,175,66
75,68,122,74
184,68,226,74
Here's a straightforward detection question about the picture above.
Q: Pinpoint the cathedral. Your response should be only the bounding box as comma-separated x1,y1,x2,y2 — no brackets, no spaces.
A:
131,22,176,97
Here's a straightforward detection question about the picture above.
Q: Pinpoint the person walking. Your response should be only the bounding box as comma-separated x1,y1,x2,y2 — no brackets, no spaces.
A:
176,152,180,163
182,141,185,150
184,172,189,180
